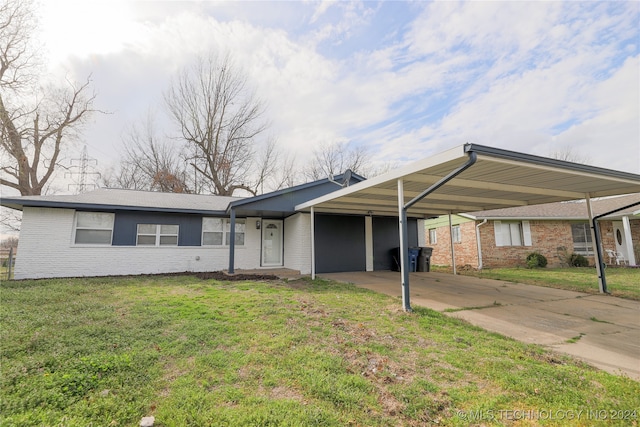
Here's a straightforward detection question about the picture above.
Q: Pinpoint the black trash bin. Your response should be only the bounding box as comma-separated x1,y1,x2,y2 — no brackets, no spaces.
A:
417,247,433,272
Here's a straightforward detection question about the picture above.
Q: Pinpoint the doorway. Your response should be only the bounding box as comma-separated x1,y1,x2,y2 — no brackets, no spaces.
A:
613,221,628,261
262,220,283,266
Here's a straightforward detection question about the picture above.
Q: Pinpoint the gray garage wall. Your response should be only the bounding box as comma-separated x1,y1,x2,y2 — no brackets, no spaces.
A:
314,214,366,273
372,216,418,270
314,214,418,273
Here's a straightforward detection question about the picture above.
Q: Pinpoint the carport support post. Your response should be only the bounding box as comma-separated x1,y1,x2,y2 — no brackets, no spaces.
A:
398,179,412,312
228,208,236,274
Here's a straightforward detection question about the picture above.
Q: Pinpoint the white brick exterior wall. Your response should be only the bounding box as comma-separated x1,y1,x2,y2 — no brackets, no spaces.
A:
283,213,312,274
14,207,263,279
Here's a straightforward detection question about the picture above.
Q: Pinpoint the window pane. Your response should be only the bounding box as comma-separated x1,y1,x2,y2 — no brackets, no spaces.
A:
226,232,245,245
235,233,245,245
203,218,223,232
510,223,522,246
203,232,223,245
161,224,179,234
75,229,112,244
452,226,461,243
137,235,156,245
76,212,114,228
159,235,178,246
224,219,246,231
500,223,511,245
571,223,593,254
138,224,156,234
571,224,591,243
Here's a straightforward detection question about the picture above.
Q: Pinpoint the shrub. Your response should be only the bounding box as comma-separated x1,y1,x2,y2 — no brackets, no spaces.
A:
569,253,589,267
526,252,548,269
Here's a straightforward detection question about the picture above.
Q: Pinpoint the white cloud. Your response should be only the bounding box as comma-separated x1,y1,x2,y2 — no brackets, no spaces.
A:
39,1,142,64
29,0,640,191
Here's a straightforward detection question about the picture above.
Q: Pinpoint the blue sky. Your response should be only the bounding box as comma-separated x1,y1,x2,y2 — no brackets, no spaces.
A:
36,0,639,182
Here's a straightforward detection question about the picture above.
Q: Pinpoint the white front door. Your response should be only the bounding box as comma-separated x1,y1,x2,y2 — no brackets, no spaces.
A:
262,220,283,266
613,221,628,261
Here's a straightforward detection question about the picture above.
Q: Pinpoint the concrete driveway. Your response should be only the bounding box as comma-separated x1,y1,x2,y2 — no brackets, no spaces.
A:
319,270,640,381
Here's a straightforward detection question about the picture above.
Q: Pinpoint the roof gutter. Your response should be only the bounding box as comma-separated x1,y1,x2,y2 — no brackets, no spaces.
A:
0,199,228,216
464,143,640,181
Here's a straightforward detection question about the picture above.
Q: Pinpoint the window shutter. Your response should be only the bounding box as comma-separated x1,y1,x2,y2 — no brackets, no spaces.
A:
522,221,532,246
494,220,503,246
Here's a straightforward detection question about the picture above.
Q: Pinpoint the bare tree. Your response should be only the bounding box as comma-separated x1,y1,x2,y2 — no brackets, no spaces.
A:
550,145,591,164
252,138,299,193
0,206,21,233
0,0,99,196
107,113,190,193
0,235,18,248
164,53,271,196
303,141,372,181
0,0,38,91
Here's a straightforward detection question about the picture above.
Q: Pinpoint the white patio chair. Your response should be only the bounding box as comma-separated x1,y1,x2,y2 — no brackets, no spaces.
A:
605,249,617,264
615,252,629,266
605,249,628,265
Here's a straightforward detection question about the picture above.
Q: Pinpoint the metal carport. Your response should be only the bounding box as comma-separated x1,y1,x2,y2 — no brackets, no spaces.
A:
296,143,640,311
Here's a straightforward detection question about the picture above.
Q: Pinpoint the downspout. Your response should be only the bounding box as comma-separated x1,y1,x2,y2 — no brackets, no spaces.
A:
591,200,640,294
311,206,316,280
476,219,488,270
228,208,236,274
400,151,478,312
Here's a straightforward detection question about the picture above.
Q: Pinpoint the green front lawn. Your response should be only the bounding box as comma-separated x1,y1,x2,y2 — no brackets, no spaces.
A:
436,267,640,300
1,275,638,426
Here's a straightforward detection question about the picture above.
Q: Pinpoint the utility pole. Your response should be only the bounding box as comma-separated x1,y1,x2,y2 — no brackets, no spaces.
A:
66,145,101,194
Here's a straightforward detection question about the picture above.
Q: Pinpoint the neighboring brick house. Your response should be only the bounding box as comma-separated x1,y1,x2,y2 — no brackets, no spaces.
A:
424,193,640,268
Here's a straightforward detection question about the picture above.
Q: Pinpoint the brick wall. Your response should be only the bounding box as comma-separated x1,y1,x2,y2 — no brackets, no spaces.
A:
479,220,575,268
427,221,479,267
426,218,640,269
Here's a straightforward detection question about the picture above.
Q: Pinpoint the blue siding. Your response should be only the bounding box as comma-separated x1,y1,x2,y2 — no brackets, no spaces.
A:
231,175,364,216
112,211,204,246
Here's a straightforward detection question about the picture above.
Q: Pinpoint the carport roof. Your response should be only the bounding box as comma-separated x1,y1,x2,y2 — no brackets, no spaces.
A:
295,144,640,217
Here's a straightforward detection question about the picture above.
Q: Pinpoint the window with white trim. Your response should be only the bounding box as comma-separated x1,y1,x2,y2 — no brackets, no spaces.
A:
429,228,437,244
202,218,245,246
571,223,593,255
452,225,461,243
494,220,532,247
74,212,114,245
136,224,179,246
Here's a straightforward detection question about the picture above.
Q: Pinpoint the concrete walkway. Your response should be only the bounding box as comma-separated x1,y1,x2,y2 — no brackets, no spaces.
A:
320,271,640,381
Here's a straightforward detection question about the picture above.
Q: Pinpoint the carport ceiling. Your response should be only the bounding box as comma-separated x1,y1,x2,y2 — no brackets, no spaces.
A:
296,144,640,217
